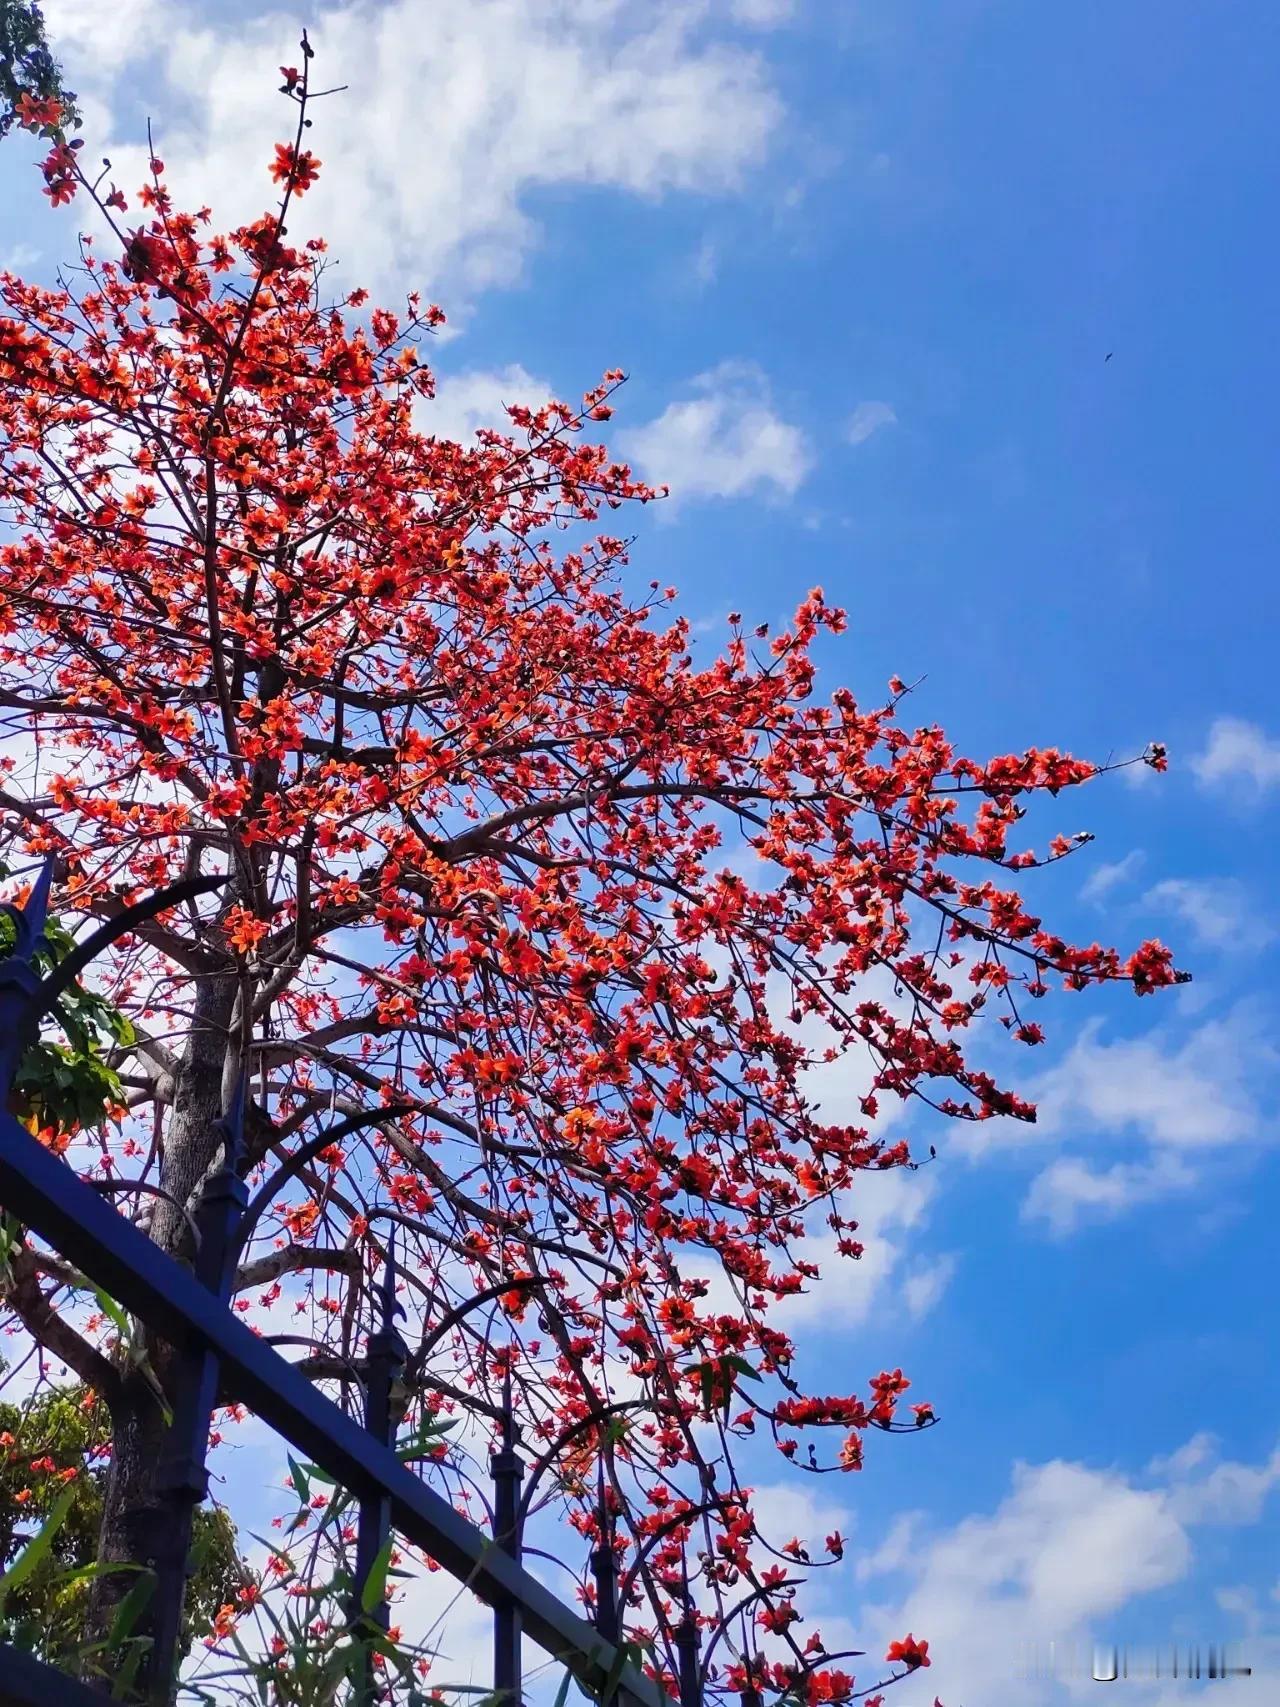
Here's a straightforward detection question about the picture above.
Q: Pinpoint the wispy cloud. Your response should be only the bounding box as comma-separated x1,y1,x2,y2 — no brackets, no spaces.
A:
414,363,553,447
692,234,719,287
1192,717,1280,795
1022,1152,1196,1237
1152,1433,1280,1527
727,0,796,23
1080,849,1145,904
846,399,897,446
0,242,41,272
962,1007,1276,1233
1142,876,1268,951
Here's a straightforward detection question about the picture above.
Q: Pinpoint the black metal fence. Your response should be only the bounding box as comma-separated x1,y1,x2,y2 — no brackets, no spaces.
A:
0,863,684,1707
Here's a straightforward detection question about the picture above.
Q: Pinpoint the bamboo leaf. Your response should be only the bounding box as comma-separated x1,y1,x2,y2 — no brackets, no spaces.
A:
360,1535,395,1614
0,1483,77,1609
111,1639,150,1702
108,1570,156,1644
287,1453,311,1503
89,1282,130,1339
552,1667,574,1707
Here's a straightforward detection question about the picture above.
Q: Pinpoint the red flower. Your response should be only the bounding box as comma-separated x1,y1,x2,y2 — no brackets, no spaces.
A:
270,142,321,195
15,92,63,130
885,1634,930,1670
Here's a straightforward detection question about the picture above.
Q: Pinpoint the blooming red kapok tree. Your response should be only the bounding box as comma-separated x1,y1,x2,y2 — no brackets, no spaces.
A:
0,41,1183,1704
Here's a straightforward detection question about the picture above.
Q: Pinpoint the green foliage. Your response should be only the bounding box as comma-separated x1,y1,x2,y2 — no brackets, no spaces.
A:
0,0,80,137
0,1373,243,1666
0,858,134,1140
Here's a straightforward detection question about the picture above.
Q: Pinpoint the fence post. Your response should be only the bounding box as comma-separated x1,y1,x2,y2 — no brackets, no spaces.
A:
353,1230,408,1704
590,1465,619,1650
675,1601,700,1707
491,1367,524,1707
148,1074,250,1701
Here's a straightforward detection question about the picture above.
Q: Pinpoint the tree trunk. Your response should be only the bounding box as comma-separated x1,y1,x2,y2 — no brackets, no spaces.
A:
85,961,238,1670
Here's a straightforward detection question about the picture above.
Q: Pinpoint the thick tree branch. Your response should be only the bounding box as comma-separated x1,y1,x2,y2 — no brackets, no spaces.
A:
2,1248,125,1410
234,1243,360,1292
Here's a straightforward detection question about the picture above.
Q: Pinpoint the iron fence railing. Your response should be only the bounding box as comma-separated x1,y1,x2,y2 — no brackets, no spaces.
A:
0,861,681,1707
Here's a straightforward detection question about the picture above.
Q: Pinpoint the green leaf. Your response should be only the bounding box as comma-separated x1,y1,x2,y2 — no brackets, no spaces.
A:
287,1453,311,1503
396,1415,460,1462
111,1638,150,1702
0,1483,77,1610
600,1643,628,1707
359,1536,395,1614
88,1283,130,1340
108,1570,156,1644
50,1560,145,1590
105,1008,136,1047
552,1667,574,1707
300,1460,341,1487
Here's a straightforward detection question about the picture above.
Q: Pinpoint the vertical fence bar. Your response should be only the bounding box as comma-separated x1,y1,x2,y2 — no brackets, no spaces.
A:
491,1367,524,1707
591,1465,619,1649
593,1467,638,1707
353,1231,408,1705
675,1605,700,1707
148,1074,249,1701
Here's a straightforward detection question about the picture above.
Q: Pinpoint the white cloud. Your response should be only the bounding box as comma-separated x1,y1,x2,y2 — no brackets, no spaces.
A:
962,1009,1275,1233
676,1166,955,1338
0,242,42,273
749,1481,853,1558
854,1511,922,1583
1080,849,1145,904
901,1252,958,1318
1142,876,1266,951
692,233,719,287
726,0,796,24
1145,1432,1217,1480
1022,1152,1196,1237
44,0,160,76
49,0,784,302
852,1437,1280,1705
416,363,554,446
616,360,811,505
1154,1434,1280,1528
845,400,897,446
1192,717,1280,794
1009,1013,1268,1155
857,1458,1194,1706
773,1176,947,1332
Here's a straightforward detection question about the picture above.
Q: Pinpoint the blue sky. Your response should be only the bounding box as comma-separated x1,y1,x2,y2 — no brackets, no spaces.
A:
4,1,1279,1701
